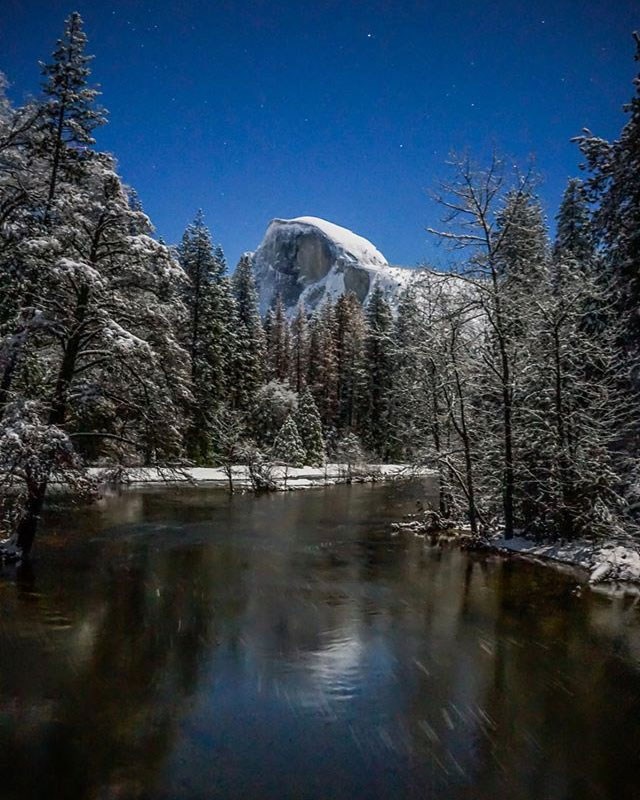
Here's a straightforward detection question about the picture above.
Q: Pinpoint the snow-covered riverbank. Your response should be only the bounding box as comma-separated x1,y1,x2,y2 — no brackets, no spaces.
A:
488,535,640,586
392,516,640,588
88,463,433,491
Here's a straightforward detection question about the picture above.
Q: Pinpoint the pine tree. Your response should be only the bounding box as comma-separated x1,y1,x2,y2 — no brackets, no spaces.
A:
518,250,628,538
252,379,298,447
390,286,430,460
307,300,338,426
335,292,367,431
177,211,232,461
334,432,365,482
0,14,105,419
554,178,594,264
0,80,37,344
272,414,305,468
576,32,640,346
491,188,550,529
231,255,266,412
264,293,290,382
289,302,309,393
5,157,190,554
295,387,325,466
363,282,394,460
39,12,106,214
495,189,550,294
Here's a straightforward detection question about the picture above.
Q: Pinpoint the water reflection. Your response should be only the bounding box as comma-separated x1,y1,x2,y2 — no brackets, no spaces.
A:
0,483,640,799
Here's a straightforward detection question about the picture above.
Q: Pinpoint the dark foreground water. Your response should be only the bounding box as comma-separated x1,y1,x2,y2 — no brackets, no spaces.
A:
1,482,640,800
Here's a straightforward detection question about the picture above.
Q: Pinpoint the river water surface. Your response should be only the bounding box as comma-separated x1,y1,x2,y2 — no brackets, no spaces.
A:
1,481,640,799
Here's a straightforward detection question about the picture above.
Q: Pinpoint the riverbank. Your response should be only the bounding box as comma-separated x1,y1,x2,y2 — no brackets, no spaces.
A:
392,517,640,588
0,464,432,562
87,463,432,491
487,534,640,586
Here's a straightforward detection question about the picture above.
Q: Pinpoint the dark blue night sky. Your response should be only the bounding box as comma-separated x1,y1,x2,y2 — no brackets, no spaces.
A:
1,0,638,267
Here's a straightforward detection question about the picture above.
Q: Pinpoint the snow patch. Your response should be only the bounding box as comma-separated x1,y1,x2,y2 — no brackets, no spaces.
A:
88,463,431,491
490,535,640,586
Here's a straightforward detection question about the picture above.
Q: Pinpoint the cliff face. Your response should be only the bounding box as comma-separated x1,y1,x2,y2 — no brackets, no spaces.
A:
252,216,416,314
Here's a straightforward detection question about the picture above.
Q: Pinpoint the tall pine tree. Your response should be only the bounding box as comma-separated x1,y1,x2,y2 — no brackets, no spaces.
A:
39,12,106,215
178,211,233,461
231,255,266,413
363,283,394,460
335,292,367,432
295,387,325,466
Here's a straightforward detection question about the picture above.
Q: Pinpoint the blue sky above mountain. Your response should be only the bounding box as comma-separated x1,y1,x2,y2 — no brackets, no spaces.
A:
2,0,638,267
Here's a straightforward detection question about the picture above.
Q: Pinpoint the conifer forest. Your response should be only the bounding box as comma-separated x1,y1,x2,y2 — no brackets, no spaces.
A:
2,13,640,557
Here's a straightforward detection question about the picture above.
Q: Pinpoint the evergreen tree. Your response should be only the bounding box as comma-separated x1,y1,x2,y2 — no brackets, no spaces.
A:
576,32,640,345
390,286,430,460
495,189,550,292
177,211,232,461
518,250,628,538
231,255,266,412
289,302,309,393
0,13,105,418
489,188,551,528
3,155,190,555
252,379,298,447
334,432,366,482
39,12,106,213
307,300,338,427
264,293,290,382
363,282,394,460
554,178,594,264
0,80,37,342
272,414,305,468
335,292,367,431
295,387,325,466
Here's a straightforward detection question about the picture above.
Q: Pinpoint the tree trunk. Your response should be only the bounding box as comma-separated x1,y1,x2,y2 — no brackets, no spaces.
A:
493,289,515,540
226,464,234,495
16,283,90,555
15,480,48,556
453,363,478,535
431,382,450,518
0,351,17,420
553,326,574,538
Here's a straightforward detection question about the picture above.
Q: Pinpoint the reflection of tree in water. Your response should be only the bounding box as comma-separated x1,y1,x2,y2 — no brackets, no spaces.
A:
4,484,640,800
0,539,247,800
375,553,640,800
459,560,640,800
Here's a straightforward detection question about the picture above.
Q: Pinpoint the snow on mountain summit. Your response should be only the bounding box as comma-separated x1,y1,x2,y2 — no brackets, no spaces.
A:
252,216,416,315
288,217,388,268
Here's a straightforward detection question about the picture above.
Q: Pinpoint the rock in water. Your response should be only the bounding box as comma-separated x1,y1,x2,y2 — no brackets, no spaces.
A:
252,216,417,315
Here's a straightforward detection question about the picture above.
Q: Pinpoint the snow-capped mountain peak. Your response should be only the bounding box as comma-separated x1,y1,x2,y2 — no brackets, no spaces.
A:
287,217,388,268
252,216,415,315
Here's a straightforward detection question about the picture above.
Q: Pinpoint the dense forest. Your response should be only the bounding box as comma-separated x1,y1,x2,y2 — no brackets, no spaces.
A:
1,13,640,556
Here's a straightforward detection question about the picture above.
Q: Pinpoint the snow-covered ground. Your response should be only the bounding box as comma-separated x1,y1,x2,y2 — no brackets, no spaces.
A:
489,535,640,586
88,463,431,491
392,516,640,588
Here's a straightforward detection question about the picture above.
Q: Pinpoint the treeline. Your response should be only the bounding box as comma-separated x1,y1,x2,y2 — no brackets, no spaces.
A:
409,28,640,542
0,13,393,554
183,225,408,466
1,13,640,554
